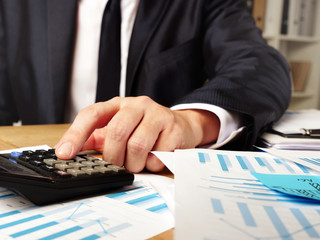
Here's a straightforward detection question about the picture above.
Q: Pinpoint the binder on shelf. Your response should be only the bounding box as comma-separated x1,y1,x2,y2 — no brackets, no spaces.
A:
287,0,301,36
280,0,289,34
298,0,317,37
263,0,283,36
290,61,311,92
252,0,266,31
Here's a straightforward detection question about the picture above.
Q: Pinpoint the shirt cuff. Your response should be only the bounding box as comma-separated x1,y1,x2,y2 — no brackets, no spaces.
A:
171,103,245,148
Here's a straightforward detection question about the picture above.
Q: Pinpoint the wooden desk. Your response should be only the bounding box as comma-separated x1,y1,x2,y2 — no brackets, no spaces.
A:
0,124,174,240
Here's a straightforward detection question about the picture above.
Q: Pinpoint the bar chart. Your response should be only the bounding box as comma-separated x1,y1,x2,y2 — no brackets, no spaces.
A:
175,149,320,240
0,177,174,240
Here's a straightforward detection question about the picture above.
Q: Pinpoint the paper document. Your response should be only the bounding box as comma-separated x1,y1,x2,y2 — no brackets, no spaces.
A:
0,146,174,240
261,147,320,172
172,149,320,240
259,132,320,150
271,109,320,135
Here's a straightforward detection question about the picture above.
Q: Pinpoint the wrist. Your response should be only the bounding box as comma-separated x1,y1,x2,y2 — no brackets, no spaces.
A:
176,109,220,146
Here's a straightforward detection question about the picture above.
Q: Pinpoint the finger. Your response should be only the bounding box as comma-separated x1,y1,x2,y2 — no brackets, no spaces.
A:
102,105,144,167
56,98,121,159
81,127,107,153
125,115,163,173
145,129,177,172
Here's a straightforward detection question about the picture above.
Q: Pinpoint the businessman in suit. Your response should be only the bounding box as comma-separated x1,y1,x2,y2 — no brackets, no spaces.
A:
0,0,291,172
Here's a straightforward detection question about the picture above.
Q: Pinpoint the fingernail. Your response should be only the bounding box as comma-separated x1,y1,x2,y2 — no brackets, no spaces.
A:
56,142,73,159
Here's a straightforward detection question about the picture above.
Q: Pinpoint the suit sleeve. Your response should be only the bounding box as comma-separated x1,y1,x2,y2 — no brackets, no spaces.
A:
176,0,292,149
0,2,18,125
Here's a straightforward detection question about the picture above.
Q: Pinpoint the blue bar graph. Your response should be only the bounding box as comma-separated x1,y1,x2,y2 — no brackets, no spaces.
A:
264,206,292,240
80,235,100,240
299,158,320,166
0,210,21,218
274,158,295,173
126,193,160,206
198,152,210,163
40,226,83,240
290,208,320,238
211,198,224,214
237,202,257,227
9,209,94,238
295,163,310,174
10,221,59,238
217,154,229,171
106,186,145,199
255,157,275,172
0,214,43,229
236,156,255,172
39,219,104,240
147,203,168,213
81,222,132,239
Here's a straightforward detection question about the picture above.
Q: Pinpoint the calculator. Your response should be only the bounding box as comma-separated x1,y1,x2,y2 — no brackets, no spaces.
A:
0,149,134,205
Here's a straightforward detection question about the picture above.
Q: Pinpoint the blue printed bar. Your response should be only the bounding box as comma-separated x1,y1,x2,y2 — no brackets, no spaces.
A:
211,198,224,214
0,193,16,200
274,158,295,173
264,206,292,240
39,226,83,240
198,152,206,163
300,158,320,166
147,203,168,213
237,202,257,227
0,210,20,218
125,193,159,205
106,186,144,199
294,163,310,174
0,214,43,229
236,156,255,172
217,154,229,172
10,222,59,238
255,157,274,172
290,208,320,238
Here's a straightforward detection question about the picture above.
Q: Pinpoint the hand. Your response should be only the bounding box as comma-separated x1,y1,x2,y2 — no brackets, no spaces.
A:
55,96,220,173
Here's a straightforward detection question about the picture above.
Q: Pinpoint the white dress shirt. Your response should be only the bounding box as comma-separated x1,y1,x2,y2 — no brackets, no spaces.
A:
66,0,243,148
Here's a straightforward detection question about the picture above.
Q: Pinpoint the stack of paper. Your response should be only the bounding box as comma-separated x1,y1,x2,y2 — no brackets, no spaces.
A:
259,109,320,150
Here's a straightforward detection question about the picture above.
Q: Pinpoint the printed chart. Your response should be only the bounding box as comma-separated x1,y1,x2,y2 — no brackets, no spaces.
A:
175,149,320,240
0,176,174,240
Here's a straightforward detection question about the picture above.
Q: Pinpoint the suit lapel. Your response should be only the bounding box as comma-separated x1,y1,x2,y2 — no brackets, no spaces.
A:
126,0,171,96
46,0,78,121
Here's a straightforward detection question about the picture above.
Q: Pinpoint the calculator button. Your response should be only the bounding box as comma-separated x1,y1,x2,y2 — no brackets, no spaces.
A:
94,160,111,166
67,169,86,177
94,166,113,174
22,150,34,156
19,155,31,162
43,158,58,166
108,165,126,172
30,160,45,166
68,162,85,169
81,167,100,175
55,163,73,171
74,156,86,162
81,161,98,168
54,170,72,178
40,165,56,172
11,151,22,158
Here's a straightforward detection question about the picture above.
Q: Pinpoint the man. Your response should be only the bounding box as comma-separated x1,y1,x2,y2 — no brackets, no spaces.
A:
0,0,291,173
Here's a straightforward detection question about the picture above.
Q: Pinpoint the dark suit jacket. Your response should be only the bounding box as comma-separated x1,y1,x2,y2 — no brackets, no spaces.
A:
0,0,291,149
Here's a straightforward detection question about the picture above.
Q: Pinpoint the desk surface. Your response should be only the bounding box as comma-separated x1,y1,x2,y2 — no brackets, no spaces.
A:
0,124,173,240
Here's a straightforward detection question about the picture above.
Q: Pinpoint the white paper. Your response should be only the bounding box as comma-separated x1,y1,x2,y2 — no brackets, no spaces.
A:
272,109,320,134
261,147,320,173
173,148,320,240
